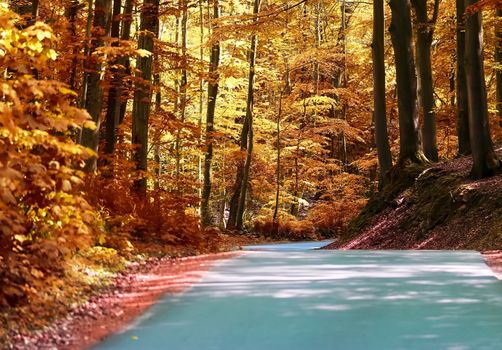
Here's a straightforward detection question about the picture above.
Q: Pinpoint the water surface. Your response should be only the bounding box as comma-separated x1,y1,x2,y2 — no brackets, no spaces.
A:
94,243,502,350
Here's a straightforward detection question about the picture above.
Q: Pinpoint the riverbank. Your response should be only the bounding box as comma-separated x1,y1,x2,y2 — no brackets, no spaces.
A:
324,146,502,251
7,251,242,349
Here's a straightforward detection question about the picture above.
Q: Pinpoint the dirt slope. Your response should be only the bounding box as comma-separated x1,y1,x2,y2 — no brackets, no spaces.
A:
325,146,502,250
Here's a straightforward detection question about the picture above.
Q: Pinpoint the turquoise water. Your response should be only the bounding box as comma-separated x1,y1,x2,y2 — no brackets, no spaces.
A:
93,243,502,350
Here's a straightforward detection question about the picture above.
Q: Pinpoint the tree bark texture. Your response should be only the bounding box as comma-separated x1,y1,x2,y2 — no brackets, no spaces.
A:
201,0,220,227
104,0,122,156
464,0,500,178
131,0,159,196
412,0,439,161
456,0,471,155
80,0,112,172
388,0,425,164
235,0,261,231
372,0,393,186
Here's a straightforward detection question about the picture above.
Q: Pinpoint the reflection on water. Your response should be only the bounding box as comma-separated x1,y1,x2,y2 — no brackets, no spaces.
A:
93,247,502,350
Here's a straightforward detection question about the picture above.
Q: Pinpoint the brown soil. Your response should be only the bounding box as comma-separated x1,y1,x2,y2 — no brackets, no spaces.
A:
325,146,502,251
8,251,242,350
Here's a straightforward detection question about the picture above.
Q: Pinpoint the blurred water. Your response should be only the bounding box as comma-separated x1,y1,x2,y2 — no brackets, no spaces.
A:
93,246,502,350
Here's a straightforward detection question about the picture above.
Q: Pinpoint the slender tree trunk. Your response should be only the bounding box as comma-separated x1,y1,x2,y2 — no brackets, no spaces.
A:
496,9,502,127
153,72,162,190
412,0,439,161
235,0,261,231
80,0,112,172
273,93,283,223
456,0,470,155
65,0,81,91
103,0,122,157
131,0,159,196
118,0,134,124
175,0,189,187
464,0,500,178
388,0,426,164
201,0,220,227
372,0,393,187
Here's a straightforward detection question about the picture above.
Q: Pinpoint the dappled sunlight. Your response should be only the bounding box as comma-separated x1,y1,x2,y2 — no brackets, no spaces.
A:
94,248,502,350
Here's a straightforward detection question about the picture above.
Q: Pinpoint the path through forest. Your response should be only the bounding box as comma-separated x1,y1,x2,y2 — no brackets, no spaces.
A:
93,243,502,350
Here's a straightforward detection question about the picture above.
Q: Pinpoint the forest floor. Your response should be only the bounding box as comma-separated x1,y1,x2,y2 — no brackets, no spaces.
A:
3,234,265,349
324,146,502,258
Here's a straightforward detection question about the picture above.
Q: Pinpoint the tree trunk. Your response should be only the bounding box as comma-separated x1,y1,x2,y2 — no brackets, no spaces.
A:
80,0,112,172
464,0,500,178
103,0,122,157
11,0,39,26
118,0,134,124
456,0,471,155
201,0,220,227
388,0,426,164
235,0,261,231
412,0,439,161
496,9,502,127
272,93,283,223
372,0,393,187
131,0,159,196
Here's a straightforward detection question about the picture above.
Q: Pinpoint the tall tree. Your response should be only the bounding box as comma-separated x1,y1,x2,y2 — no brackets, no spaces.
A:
103,0,122,157
201,0,221,226
464,0,500,178
411,0,440,161
79,0,112,171
372,0,393,186
131,0,159,195
456,0,471,155
118,0,134,124
235,0,261,230
389,0,426,164
496,9,502,127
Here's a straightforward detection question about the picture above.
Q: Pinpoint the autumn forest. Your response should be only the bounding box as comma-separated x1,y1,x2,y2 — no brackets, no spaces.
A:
1,0,502,344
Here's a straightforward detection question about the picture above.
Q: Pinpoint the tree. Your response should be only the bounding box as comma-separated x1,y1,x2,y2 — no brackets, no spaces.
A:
464,0,500,178
10,0,39,26
411,0,440,161
496,9,501,126
201,0,221,226
103,0,123,157
372,0,393,185
235,0,261,230
389,0,427,164
131,0,160,196
79,0,112,171
456,0,471,155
